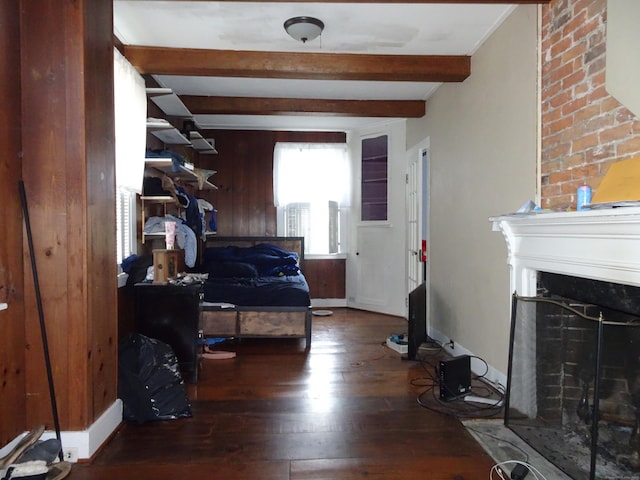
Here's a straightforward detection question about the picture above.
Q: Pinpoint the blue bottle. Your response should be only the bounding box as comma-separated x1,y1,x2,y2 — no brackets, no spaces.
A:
577,184,592,210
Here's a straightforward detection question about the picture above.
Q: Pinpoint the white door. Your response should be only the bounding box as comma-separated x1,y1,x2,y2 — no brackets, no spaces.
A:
407,150,420,297
406,142,429,296
405,141,429,334
346,122,407,317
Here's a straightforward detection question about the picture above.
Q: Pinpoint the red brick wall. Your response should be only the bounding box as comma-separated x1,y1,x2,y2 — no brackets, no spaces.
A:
541,0,640,209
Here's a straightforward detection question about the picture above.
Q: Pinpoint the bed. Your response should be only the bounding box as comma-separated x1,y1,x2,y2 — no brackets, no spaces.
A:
198,236,312,349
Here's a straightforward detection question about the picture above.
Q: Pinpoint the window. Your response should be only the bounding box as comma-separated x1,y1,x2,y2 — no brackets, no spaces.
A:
361,135,388,221
274,143,349,254
116,187,136,265
114,47,146,269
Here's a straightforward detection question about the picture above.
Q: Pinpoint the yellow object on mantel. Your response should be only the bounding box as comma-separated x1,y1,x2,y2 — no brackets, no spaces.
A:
591,155,640,205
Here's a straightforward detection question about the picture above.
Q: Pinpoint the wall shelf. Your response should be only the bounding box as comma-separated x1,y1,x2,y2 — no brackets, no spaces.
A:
146,89,218,154
188,131,218,154
147,90,191,117
147,119,217,154
144,158,217,190
143,89,219,248
140,194,176,244
150,127,191,146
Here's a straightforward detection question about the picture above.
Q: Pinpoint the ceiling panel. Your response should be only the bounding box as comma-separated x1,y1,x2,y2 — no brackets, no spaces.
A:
114,1,518,131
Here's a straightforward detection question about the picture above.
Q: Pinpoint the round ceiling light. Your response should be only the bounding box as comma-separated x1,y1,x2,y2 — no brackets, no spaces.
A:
284,16,324,43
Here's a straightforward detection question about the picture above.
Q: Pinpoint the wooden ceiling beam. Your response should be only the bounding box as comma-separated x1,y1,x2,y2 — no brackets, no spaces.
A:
181,95,426,118
123,46,470,82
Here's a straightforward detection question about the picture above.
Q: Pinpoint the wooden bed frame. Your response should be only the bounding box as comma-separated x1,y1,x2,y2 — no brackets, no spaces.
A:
198,236,312,349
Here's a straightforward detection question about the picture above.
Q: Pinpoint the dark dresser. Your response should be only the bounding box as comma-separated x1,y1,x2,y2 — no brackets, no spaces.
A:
134,283,201,383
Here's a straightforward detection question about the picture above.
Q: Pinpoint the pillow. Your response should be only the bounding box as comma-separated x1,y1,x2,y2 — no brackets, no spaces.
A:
206,262,258,278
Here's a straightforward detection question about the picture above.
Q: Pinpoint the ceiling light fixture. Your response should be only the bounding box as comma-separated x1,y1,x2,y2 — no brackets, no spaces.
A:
284,16,324,44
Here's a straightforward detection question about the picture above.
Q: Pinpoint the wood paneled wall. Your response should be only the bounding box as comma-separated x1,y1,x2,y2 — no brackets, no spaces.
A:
19,0,117,431
197,130,345,237
0,0,27,446
304,259,346,299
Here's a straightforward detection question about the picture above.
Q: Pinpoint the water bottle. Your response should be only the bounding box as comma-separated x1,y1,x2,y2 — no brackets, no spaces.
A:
577,184,592,211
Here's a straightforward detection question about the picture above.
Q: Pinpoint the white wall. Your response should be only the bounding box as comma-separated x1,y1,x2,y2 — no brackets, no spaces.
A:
406,5,538,378
606,0,640,119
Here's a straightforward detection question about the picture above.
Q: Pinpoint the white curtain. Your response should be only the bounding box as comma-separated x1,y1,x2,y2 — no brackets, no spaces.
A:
273,142,350,207
114,47,146,194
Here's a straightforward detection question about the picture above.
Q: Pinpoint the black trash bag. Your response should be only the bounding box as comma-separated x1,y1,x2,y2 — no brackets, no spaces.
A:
118,333,192,424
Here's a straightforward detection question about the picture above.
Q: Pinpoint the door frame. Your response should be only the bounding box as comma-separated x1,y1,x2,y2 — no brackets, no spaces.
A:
405,138,430,321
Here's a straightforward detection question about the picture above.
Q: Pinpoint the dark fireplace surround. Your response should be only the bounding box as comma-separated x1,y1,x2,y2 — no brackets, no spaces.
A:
491,208,640,480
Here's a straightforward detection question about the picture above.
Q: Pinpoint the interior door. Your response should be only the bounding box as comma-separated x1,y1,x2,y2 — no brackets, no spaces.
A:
407,149,420,296
406,141,429,309
347,122,407,317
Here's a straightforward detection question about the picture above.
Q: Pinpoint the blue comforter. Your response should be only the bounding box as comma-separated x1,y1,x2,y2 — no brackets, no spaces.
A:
202,243,300,276
200,243,309,306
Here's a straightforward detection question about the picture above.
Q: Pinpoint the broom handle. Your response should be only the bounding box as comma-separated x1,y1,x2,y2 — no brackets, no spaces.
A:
18,181,64,462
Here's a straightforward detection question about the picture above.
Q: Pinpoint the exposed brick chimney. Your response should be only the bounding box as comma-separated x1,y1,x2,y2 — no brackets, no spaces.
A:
541,0,640,210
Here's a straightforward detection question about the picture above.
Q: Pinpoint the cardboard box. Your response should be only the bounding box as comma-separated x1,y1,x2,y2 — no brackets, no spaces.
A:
153,249,184,284
592,155,640,205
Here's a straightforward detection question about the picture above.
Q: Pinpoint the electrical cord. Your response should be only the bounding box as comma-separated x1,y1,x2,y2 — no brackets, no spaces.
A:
410,341,541,479
418,338,443,353
470,355,490,379
410,348,505,418
490,460,548,480
465,425,530,463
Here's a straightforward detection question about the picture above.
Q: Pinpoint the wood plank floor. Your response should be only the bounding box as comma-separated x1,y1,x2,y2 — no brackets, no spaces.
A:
70,308,497,479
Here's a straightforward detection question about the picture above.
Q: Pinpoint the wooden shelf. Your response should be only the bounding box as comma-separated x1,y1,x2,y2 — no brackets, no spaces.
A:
140,194,176,244
146,118,173,131
146,89,218,154
144,88,220,248
147,90,191,117
188,131,218,154
150,127,190,145
148,124,217,153
144,158,218,190
140,195,175,203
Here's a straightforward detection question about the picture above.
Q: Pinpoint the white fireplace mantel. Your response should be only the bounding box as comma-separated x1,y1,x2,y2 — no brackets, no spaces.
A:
490,207,640,296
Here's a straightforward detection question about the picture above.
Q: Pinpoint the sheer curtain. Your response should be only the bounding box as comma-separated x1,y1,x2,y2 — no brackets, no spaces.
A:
114,47,146,194
114,48,146,264
273,143,349,254
273,143,349,207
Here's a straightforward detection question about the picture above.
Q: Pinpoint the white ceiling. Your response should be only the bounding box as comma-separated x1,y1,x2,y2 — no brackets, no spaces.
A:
113,1,517,132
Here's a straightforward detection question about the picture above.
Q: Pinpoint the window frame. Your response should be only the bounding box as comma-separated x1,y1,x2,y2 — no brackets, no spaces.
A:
273,142,349,255
116,187,137,276
360,134,389,222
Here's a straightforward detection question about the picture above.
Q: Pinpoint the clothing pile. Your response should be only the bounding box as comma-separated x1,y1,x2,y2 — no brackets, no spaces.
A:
0,425,71,480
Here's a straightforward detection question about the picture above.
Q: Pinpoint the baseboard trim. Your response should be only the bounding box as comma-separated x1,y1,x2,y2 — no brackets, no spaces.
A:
428,327,507,391
311,298,347,307
1,399,123,463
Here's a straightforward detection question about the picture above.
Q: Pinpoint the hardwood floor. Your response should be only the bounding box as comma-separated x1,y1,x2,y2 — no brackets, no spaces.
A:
70,308,497,479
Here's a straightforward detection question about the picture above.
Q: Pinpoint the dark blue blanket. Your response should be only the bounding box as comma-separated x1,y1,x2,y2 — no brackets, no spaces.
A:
202,274,310,307
203,243,300,276
200,243,309,306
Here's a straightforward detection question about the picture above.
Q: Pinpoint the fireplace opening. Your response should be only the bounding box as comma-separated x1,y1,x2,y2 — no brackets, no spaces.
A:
506,273,640,480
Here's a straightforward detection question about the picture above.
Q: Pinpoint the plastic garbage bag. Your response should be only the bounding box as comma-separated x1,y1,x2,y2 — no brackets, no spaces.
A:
118,333,192,424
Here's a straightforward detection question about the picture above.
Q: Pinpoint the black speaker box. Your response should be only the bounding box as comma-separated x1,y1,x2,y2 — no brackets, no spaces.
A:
439,355,471,400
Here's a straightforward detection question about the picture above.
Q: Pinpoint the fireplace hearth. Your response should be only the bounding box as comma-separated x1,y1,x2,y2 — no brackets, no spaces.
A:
507,277,640,479
491,207,640,480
